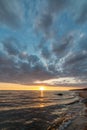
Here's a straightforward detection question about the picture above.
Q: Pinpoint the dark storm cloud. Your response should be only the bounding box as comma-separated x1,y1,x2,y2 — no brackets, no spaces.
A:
0,0,24,28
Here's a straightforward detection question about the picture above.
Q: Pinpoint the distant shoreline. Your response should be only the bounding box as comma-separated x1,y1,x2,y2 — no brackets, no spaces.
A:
70,88,87,91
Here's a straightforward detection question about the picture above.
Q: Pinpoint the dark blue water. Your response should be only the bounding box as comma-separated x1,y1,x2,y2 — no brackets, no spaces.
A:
0,90,80,130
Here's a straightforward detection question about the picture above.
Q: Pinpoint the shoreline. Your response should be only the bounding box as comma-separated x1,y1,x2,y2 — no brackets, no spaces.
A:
66,89,87,130
47,89,87,130
79,90,87,130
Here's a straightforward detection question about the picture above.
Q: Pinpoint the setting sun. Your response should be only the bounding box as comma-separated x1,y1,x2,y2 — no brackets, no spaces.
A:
39,87,45,91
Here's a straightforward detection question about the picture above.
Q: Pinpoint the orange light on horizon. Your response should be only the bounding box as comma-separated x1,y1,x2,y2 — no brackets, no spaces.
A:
0,82,82,91
39,87,45,91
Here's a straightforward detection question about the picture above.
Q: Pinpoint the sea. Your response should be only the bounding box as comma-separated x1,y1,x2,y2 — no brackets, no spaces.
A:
0,90,81,130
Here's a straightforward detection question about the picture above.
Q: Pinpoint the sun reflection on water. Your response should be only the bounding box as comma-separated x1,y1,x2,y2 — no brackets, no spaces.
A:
39,90,44,107
40,90,44,97
39,104,44,108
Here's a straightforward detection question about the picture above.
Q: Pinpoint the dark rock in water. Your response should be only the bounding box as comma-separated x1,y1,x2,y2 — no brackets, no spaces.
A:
56,93,63,96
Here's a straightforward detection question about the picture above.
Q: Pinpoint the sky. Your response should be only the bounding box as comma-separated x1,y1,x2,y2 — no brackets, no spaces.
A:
0,0,87,89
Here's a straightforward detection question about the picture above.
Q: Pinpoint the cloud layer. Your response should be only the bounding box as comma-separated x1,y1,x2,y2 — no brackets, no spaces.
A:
0,0,24,28
0,0,87,87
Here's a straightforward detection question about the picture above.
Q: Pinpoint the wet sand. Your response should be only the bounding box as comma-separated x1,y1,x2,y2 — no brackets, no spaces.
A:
47,90,87,130
64,90,87,130
79,90,87,130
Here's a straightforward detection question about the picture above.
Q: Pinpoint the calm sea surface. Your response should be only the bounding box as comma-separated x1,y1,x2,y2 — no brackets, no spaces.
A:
0,90,80,130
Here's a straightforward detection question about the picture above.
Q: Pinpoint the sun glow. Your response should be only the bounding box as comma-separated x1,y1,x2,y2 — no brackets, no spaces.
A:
0,82,81,91
39,87,45,91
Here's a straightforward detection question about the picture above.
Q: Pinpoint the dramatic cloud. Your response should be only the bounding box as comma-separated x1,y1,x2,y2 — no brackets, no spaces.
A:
0,51,54,84
0,0,87,87
52,34,73,57
0,38,54,84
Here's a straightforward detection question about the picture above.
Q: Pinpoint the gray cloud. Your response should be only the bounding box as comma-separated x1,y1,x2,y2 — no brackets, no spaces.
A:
63,52,87,78
37,13,53,34
38,38,47,49
3,37,20,55
75,2,87,24
0,50,19,83
0,0,24,28
0,51,12,66
65,52,87,65
47,0,69,13
79,36,87,50
0,46,54,84
52,34,73,58
0,0,87,87
48,32,87,85
0,34,87,86
28,55,40,66
63,36,87,77
41,46,51,59
36,0,69,37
